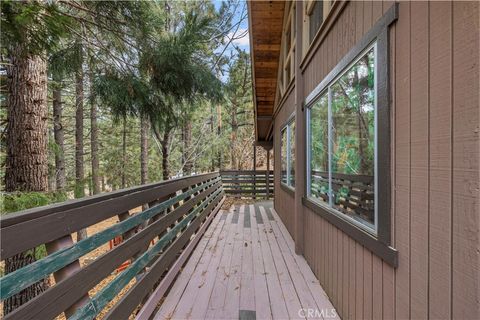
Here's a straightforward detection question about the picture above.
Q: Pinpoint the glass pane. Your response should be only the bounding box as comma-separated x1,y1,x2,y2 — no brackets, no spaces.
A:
281,128,287,184
289,121,295,187
309,93,329,203
330,47,375,227
309,1,324,42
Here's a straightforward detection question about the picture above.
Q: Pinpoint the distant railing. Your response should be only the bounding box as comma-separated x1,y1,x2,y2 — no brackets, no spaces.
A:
310,170,374,223
220,170,274,199
0,173,224,320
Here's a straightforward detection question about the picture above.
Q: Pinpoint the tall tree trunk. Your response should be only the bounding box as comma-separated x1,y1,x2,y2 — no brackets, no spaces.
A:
75,42,87,241
210,104,215,172
90,74,100,194
122,116,127,189
182,121,192,175
48,129,56,191
52,78,66,190
230,102,238,170
140,115,149,185
217,105,222,170
161,127,171,181
4,45,50,315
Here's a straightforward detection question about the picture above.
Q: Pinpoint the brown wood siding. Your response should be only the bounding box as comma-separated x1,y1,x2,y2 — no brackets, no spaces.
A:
272,1,479,319
273,88,296,237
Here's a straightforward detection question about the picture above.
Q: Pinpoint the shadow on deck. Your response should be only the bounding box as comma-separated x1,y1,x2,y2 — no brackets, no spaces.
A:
148,201,336,320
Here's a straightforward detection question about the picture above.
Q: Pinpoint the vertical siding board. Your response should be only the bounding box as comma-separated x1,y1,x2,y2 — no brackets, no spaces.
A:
382,263,395,320
452,1,479,319
342,234,349,318
322,216,327,294
372,0,383,25
348,238,356,319
332,226,337,308
363,1,373,35
355,243,364,319
409,2,430,319
355,0,364,43
383,0,395,15
428,2,453,319
363,250,373,320
313,210,318,277
394,2,411,320
372,256,383,320
337,229,343,316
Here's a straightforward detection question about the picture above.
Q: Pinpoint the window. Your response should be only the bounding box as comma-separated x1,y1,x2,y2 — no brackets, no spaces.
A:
303,1,334,52
304,4,398,266
308,1,324,42
281,128,288,184
281,118,295,189
307,43,377,233
276,1,296,104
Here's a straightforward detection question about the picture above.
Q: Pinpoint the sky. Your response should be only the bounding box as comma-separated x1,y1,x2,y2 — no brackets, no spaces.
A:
213,0,250,53
212,0,250,82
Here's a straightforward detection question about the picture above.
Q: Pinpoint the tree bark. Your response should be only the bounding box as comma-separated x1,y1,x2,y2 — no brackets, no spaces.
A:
160,127,171,181
230,101,238,170
152,125,170,181
182,121,193,175
217,104,222,169
52,78,66,190
122,116,127,189
4,44,50,315
75,49,85,198
140,115,149,185
210,104,215,172
75,41,87,241
90,74,100,194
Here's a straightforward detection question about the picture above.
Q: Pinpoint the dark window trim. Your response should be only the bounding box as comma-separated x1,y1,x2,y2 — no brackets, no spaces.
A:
302,4,398,267
300,0,348,72
280,183,295,197
303,197,398,267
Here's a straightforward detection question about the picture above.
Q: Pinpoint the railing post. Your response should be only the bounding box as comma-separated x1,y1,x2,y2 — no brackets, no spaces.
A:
253,144,257,200
266,148,271,200
45,236,90,318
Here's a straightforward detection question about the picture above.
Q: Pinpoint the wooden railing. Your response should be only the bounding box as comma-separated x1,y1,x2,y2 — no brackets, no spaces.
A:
220,170,274,199
0,173,224,320
310,170,374,223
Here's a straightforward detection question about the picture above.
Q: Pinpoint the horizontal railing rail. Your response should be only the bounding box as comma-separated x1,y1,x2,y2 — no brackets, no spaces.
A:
220,170,274,199
0,172,224,320
310,170,374,221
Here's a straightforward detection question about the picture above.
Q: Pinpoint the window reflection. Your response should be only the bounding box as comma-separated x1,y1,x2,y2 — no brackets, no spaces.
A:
309,94,328,203
307,45,376,229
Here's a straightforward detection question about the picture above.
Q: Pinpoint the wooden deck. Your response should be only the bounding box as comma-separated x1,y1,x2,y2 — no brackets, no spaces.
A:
153,201,337,320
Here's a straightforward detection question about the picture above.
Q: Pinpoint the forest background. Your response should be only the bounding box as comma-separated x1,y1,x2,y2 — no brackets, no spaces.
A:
0,0,270,214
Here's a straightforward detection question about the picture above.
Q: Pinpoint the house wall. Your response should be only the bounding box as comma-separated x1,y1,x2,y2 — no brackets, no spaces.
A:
273,86,296,237
272,1,479,319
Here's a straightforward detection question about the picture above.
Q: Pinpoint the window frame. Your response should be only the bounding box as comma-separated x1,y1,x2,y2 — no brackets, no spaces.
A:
303,4,399,267
281,114,296,192
302,0,334,58
307,42,378,235
276,1,296,104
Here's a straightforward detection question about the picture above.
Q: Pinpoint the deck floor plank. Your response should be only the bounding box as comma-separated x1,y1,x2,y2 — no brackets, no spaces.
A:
154,210,225,319
249,204,272,320
153,202,338,320
218,205,245,318
167,208,229,319
178,207,234,319
204,206,241,318
269,207,335,312
239,205,255,312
